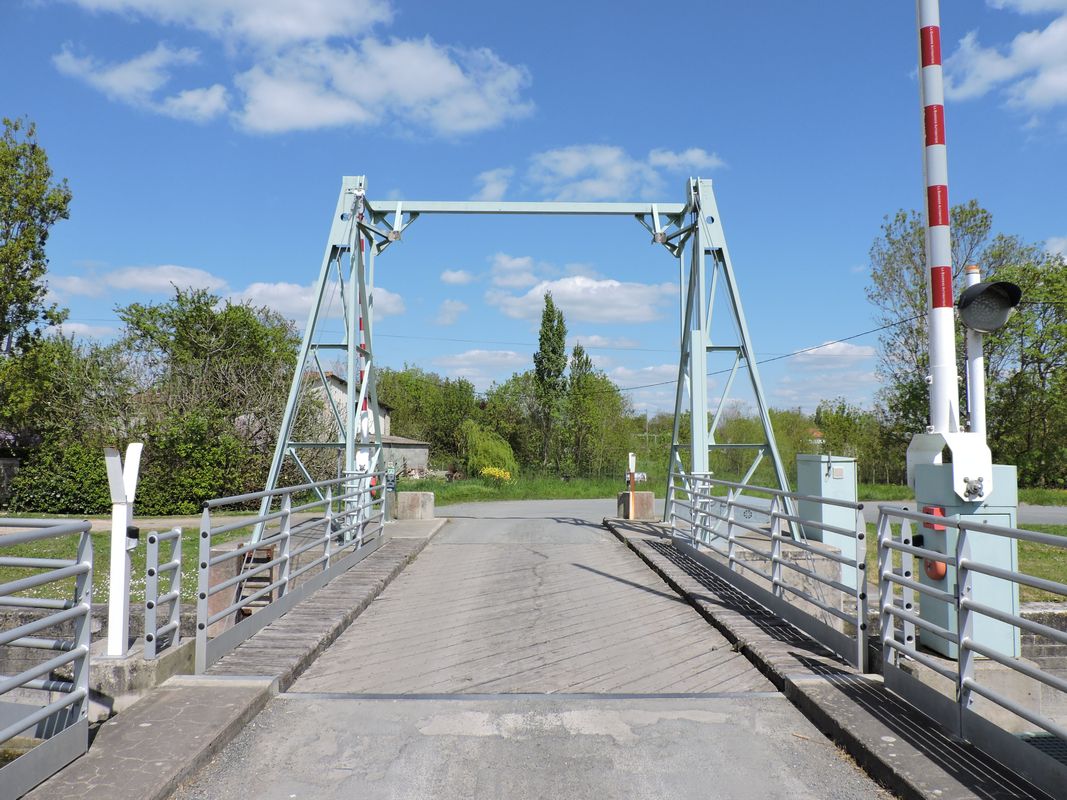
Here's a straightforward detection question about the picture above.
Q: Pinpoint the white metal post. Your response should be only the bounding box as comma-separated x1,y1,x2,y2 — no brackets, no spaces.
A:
103,443,142,658
963,265,986,436
917,0,960,435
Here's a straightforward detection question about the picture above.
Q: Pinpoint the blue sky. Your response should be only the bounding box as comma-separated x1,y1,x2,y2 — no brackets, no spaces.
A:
3,0,1066,414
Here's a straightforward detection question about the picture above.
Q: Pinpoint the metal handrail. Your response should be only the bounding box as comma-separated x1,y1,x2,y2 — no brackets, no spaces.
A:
668,473,869,671
195,474,386,672
681,473,866,511
876,504,1067,772
145,527,182,659
0,519,93,795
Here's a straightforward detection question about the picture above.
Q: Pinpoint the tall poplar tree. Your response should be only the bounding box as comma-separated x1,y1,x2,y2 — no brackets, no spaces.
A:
533,292,567,467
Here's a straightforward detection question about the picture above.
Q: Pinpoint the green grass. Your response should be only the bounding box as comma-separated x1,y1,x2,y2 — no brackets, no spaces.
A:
857,483,1067,506
858,483,914,501
1019,487,1067,506
863,522,1067,603
0,526,247,606
397,475,653,506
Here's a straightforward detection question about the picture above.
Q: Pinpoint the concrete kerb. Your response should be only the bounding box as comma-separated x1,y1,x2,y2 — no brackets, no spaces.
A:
22,520,444,799
602,517,1053,800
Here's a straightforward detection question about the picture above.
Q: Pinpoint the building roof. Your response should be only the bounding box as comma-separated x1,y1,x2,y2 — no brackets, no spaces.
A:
382,434,429,447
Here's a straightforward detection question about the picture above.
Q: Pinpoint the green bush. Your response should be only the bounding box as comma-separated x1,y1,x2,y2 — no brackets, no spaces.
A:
459,420,518,478
8,441,111,514
135,414,259,515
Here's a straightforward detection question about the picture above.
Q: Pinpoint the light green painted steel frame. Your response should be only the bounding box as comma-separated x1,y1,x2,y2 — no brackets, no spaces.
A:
664,179,792,526
259,176,790,532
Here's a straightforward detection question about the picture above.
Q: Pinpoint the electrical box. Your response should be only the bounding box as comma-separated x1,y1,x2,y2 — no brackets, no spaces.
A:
914,463,1020,659
797,455,860,589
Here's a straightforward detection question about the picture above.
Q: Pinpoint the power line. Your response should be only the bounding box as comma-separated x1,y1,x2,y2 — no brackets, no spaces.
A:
606,314,923,396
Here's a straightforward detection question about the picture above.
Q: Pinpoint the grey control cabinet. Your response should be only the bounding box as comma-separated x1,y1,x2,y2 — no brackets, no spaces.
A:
913,463,1020,659
797,455,859,589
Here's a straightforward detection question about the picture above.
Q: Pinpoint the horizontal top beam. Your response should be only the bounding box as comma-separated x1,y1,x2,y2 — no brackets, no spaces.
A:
365,200,688,216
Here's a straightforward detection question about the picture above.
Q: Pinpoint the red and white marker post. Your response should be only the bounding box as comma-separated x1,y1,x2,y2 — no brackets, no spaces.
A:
917,0,960,435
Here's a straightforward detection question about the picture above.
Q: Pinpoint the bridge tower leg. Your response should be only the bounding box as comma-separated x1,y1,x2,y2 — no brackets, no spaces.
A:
665,178,791,523
254,175,385,538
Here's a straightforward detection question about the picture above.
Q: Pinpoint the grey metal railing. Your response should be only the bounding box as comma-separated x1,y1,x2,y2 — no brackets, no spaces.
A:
668,472,869,670
196,473,385,673
145,527,181,659
0,519,93,798
877,505,1067,798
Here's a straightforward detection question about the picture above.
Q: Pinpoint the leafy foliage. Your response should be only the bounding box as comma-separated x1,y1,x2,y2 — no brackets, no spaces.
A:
0,117,71,356
533,291,567,466
459,420,518,477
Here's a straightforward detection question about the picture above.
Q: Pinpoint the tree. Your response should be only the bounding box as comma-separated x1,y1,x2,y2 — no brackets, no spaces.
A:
866,200,1067,485
377,366,479,461
483,371,540,468
865,200,992,435
532,291,567,467
0,117,71,355
983,247,1067,486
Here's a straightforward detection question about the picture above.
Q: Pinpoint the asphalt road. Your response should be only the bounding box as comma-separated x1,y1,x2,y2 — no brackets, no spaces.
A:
860,500,1067,525
172,499,887,800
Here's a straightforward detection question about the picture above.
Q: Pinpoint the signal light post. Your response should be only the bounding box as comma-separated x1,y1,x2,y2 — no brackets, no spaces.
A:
905,0,1023,660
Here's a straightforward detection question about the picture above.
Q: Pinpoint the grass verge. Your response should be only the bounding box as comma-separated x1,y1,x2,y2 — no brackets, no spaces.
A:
864,522,1067,603
0,526,247,606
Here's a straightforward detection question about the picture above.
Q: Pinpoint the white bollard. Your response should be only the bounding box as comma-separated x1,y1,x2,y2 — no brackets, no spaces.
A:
103,443,143,658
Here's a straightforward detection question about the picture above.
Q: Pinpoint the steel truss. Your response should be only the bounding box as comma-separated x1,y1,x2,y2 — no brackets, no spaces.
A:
261,175,790,529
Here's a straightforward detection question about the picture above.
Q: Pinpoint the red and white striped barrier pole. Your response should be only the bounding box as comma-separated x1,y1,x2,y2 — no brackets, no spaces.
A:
917,0,960,435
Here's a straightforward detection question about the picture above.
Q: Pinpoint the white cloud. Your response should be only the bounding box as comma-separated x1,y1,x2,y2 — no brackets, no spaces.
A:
490,252,539,288
50,263,404,323
434,349,528,390
108,265,228,293
53,43,229,122
945,13,1067,112
56,2,532,135
1046,235,1067,256
50,321,120,339
440,269,474,285
526,144,725,200
608,363,678,385
488,276,676,323
63,0,392,50
771,371,880,411
472,167,513,201
988,1,1067,13
793,341,877,368
569,334,642,350
234,39,531,135
54,264,230,296
231,281,404,321
528,145,660,201
435,299,468,326
50,274,104,298
159,84,229,121
647,147,726,172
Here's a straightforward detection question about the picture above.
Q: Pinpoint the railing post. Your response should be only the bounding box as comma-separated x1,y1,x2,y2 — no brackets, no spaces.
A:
877,509,894,674
323,485,334,570
195,506,211,673
956,521,975,735
769,495,783,598
855,506,868,672
727,488,737,572
900,516,916,650
145,530,159,660
72,528,93,724
171,526,182,650
278,493,292,596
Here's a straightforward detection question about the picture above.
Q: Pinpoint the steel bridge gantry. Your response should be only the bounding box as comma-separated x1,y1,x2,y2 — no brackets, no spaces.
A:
257,175,790,533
